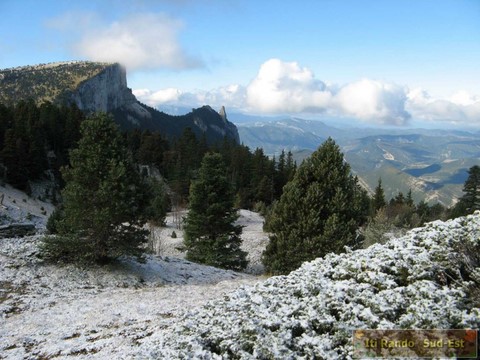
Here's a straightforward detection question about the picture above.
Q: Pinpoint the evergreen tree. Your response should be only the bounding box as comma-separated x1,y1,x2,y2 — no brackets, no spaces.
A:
184,152,248,271
285,150,297,180
406,188,414,207
1,129,29,190
0,103,12,150
143,177,169,226
263,138,367,274
453,165,480,216
372,178,386,212
41,113,148,264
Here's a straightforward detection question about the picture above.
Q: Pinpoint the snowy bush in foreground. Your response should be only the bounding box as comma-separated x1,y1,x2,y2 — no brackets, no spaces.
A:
154,212,480,359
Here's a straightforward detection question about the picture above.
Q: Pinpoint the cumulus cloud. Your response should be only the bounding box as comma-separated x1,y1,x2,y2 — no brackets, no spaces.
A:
406,88,480,125
334,79,411,126
133,58,480,127
48,12,202,70
450,90,480,106
245,59,410,125
133,88,182,106
246,59,331,113
134,84,247,111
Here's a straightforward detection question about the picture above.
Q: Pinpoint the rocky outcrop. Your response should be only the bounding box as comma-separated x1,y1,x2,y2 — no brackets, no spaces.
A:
69,65,240,143
192,106,240,143
71,64,137,112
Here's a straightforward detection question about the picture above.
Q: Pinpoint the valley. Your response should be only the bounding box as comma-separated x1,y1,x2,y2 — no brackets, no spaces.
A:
235,117,480,205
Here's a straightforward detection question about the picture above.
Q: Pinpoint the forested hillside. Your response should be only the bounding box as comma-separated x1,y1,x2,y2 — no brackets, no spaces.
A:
0,101,295,209
0,62,109,105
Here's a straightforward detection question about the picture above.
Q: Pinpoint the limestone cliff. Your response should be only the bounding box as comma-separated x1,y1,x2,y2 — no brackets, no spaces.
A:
70,63,137,112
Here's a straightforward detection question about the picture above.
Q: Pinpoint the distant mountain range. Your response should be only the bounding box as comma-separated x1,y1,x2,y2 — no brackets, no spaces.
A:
0,61,239,144
235,117,480,206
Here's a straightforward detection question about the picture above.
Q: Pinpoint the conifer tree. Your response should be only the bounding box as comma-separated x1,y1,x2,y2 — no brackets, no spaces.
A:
262,138,368,274
41,113,148,264
372,178,386,212
453,165,480,216
184,152,247,271
1,129,29,190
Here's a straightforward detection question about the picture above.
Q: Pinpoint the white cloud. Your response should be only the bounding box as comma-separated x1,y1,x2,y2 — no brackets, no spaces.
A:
406,88,480,125
134,84,247,112
48,12,202,71
334,79,411,126
133,88,182,106
246,59,331,113
450,90,480,106
201,84,247,110
245,59,410,125
133,58,480,127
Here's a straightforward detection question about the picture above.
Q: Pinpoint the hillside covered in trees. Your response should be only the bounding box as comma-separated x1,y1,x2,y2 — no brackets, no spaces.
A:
0,101,295,210
0,62,109,106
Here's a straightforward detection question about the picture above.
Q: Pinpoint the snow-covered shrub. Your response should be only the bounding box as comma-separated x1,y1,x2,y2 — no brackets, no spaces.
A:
155,212,480,359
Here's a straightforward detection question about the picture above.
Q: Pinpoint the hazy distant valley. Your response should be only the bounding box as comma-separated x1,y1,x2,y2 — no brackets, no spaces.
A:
234,116,480,206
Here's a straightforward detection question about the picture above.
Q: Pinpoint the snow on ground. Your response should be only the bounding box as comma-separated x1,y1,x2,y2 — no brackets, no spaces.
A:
151,212,480,359
236,210,270,275
1,188,479,359
0,236,262,359
0,183,54,230
0,186,271,358
149,209,269,274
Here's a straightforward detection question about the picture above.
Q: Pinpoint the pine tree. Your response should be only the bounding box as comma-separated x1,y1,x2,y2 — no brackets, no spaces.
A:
372,178,386,212
262,138,367,274
406,188,414,207
41,113,148,264
144,177,169,226
453,165,480,216
184,152,248,271
1,129,29,190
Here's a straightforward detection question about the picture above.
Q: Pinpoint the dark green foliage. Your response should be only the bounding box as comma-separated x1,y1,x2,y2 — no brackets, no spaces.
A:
184,152,248,271
126,128,291,209
1,129,30,190
143,177,169,226
40,113,148,264
386,190,417,228
167,127,206,199
263,138,369,274
0,101,84,192
0,99,295,214
452,165,480,217
136,131,169,170
46,206,64,234
372,178,386,213
460,164,480,213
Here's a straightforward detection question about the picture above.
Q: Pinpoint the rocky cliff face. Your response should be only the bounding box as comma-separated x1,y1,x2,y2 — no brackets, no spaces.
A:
71,63,137,112
71,64,239,143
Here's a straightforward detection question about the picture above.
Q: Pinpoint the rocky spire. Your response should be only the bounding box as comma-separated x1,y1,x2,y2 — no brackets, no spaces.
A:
219,106,227,122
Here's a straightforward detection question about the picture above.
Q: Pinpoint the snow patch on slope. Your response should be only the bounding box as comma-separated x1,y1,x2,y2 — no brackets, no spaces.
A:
0,183,54,229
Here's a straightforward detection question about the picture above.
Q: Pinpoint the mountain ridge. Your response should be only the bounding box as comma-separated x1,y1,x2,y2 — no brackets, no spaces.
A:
0,61,239,144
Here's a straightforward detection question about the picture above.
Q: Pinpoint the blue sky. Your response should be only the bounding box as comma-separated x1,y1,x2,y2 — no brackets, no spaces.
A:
1,0,480,127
